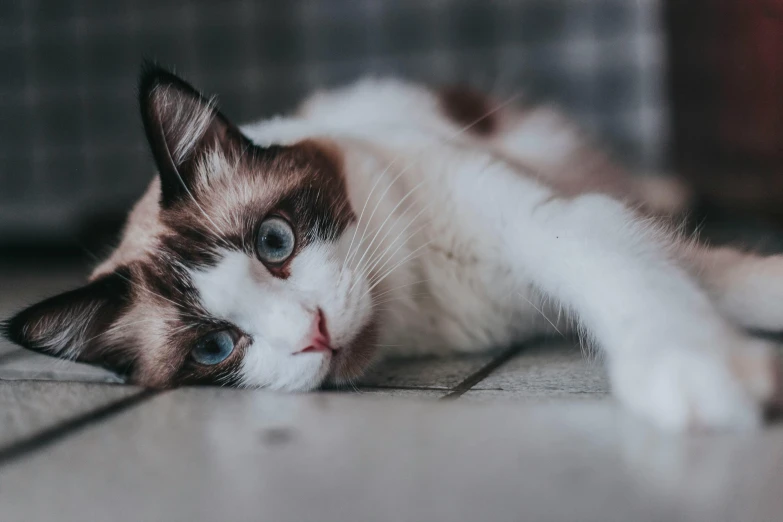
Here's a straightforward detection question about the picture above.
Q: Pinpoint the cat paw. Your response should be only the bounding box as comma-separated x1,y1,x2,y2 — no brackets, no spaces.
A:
609,337,779,431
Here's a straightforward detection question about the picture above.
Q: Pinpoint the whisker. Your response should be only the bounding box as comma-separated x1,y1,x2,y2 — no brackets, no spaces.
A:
350,179,435,284
363,240,436,298
352,212,431,292
516,291,565,339
364,227,432,289
107,270,194,318
349,178,427,276
349,223,429,296
370,278,432,302
370,292,432,308
340,150,403,278
342,162,412,274
342,91,523,285
172,147,235,252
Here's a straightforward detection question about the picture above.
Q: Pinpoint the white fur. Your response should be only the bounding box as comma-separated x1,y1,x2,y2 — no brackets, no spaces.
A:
191,241,373,391
191,78,776,430
493,107,582,171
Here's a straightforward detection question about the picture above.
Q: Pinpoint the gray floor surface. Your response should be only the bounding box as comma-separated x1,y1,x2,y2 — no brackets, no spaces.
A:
1,264,782,522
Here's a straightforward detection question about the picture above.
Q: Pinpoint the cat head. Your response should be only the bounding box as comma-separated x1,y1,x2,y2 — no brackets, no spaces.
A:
3,63,378,390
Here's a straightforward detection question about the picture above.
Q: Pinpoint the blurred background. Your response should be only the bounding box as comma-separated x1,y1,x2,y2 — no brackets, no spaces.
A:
0,0,781,259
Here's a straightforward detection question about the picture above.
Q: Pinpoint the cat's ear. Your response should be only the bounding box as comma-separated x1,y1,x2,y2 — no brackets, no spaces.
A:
2,271,132,368
138,61,250,207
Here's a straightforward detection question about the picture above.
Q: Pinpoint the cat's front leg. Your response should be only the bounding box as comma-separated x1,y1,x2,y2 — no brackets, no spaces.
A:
502,192,778,431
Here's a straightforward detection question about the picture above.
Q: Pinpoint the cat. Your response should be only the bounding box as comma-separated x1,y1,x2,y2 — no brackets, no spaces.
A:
4,62,781,431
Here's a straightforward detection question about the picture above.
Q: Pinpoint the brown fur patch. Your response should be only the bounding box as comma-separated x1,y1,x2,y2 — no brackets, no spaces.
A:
438,85,498,136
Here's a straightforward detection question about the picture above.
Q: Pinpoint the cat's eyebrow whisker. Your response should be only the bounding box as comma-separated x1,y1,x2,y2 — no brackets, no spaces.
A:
348,179,427,283
344,148,433,273
342,162,410,275
74,317,165,351
343,92,521,279
83,314,200,349
232,141,252,172
171,150,235,252
109,270,182,313
81,246,182,319
362,239,436,299
516,291,566,339
348,186,436,288
112,270,207,324
370,292,431,308
349,221,429,295
80,237,204,322
349,171,437,282
370,278,432,302
351,205,432,290
362,226,432,292
373,288,431,301
340,152,396,279
341,138,429,274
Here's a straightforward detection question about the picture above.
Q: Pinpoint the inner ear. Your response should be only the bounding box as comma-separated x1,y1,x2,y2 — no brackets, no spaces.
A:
138,61,251,207
2,270,132,369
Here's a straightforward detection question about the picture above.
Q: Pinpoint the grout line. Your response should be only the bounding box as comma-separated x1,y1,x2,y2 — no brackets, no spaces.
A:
357,385,450,391
0,389,161,468
439,341,537,401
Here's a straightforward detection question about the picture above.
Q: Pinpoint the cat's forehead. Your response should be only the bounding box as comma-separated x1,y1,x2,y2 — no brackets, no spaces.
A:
161,140,353,263
92,139,351,280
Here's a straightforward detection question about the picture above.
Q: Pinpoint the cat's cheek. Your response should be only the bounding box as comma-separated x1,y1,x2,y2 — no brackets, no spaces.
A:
327,312,380,384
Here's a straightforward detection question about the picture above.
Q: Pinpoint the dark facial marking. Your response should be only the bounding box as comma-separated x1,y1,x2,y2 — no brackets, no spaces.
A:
2,269,135,374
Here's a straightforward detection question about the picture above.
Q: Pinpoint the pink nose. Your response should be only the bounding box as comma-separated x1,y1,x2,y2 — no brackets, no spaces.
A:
297,309,333,354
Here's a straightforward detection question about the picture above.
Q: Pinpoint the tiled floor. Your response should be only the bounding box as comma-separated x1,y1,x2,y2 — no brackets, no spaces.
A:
1,264,782,521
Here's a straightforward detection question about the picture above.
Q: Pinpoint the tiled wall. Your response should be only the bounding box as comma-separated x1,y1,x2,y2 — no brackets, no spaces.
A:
0,0,666,241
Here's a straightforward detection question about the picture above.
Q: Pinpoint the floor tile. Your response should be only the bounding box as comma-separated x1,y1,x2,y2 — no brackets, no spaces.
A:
0,351,122,383
460,389,610,404
0,381,138,447
355,387,445,399
359,353,497,389
470,339,610,397
1,389,782,522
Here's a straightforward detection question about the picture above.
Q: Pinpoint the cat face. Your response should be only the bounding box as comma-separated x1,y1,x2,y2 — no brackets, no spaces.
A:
3,63,378,389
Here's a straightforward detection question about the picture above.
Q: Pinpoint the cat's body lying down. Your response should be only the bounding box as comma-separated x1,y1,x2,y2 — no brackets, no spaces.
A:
5,63,781,431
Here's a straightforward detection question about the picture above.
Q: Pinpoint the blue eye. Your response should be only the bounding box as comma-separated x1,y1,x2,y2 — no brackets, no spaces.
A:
192,330,236,365
256,217,295,264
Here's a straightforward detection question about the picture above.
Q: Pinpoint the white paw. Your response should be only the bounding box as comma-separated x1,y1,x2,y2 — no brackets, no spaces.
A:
609,337,778,431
